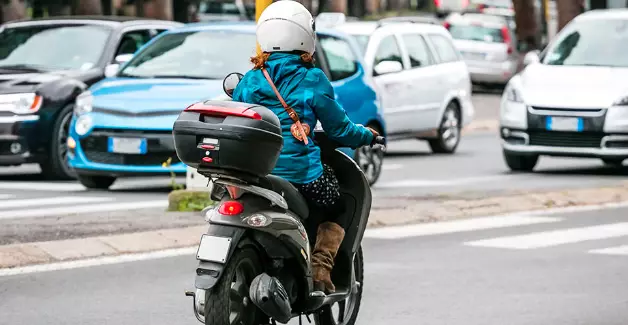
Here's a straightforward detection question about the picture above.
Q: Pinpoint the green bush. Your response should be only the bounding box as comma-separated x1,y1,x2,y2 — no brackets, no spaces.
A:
168,190,214,212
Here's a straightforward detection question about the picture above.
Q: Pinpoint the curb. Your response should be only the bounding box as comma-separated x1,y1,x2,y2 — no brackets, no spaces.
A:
3,183,628,272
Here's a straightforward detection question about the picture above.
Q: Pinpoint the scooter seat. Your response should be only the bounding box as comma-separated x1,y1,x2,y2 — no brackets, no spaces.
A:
260,175,309,219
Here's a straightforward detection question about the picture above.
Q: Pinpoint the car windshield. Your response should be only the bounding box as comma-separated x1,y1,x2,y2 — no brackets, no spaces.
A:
0,24,111,71
543,19,628,68
448,24,504,43
119,30,256,79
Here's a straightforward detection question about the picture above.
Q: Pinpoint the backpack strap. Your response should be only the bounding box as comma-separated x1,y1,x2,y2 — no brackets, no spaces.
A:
261,68,309,145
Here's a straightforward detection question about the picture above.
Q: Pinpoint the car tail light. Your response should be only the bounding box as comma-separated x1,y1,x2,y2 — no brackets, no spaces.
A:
443,21,451,30
218,201,244,216
185,102,262,120
501,26,513,54
462,0,469,8
478,4,486,11
434,0,441,8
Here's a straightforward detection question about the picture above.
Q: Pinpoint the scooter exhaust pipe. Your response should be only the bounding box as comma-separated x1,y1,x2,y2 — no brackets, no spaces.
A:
249,273,292,324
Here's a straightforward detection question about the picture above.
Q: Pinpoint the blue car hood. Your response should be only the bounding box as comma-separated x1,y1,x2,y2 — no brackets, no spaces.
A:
89,77,226,129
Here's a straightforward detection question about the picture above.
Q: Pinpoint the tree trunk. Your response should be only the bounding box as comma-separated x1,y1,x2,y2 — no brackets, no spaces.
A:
145,0,172,20
329,0,347,13
556,0,582,31
1,0,26,24
512,0,539,50
72,0,103,15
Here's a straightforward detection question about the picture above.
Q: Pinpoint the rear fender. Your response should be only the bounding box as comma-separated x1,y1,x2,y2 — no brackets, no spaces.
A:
194,224,246,290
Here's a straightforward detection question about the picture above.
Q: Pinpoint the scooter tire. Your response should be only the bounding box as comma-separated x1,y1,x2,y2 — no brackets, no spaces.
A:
203,246,268,325
314,247,364,325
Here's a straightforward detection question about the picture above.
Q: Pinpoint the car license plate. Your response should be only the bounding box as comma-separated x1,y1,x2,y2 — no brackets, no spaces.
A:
196,235,232,263
108,137,147,154
462,51,486,60
546,117,583,132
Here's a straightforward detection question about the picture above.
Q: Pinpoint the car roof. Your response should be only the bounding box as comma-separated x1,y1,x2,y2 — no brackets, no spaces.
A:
576,8,628,20
335,20,446,36
171,21,352,39
3,15,180,28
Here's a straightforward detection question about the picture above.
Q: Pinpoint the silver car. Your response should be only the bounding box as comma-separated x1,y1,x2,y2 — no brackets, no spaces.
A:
445,13,518,87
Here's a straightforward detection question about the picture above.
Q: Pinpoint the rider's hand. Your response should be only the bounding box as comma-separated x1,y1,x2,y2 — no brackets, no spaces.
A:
366,126,380,138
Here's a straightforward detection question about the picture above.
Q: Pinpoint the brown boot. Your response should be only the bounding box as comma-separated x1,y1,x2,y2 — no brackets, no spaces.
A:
311,221,345,294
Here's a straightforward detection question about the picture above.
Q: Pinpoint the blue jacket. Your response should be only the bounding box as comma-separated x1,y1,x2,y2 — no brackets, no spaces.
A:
233,53,374,184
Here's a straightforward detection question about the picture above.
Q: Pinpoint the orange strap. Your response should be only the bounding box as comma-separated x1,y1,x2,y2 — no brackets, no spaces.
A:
261,68,309,145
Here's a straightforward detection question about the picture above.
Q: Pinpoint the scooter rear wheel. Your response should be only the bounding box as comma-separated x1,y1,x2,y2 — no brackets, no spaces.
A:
314,246,364,325
203,247,268,325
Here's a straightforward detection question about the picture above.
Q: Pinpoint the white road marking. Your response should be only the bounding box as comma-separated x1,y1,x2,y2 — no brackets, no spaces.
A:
0,181,85,192
382,163,404,171
589,245,628,256
465,222,628,249
0,200,168,219
0,247,196,277
0,194,14,199
375,175,519,188
0,196,112,209
364,215,561,239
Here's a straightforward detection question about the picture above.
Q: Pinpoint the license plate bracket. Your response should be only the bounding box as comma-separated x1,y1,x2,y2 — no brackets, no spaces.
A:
546,116,584,132
196,235,232,263
108,137,147,154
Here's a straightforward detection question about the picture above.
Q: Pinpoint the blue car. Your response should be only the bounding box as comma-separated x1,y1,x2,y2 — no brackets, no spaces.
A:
68,22,386,190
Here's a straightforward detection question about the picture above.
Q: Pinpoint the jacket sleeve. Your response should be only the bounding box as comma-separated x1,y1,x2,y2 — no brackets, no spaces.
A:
307,69,374,149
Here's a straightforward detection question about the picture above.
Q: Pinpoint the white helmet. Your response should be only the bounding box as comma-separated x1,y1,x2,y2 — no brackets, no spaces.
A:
256,0,316,54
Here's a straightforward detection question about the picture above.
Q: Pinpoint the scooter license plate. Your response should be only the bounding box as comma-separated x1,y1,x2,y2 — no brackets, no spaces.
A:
196,235,232,263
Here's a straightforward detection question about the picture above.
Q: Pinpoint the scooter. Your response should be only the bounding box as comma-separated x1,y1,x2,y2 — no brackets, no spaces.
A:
177,72,386,325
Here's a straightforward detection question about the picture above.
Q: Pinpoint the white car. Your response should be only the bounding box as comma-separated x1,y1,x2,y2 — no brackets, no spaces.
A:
500,9,628,171
325,16,475,154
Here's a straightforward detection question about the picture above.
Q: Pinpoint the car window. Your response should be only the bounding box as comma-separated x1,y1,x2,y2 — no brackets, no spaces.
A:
428,34,460,63
115,29,153,57
543,19,628,67
374,35,403,66
0,24,111,71
318,34,359,81
448,24,505,43
401,34,434,68
119,31,256,79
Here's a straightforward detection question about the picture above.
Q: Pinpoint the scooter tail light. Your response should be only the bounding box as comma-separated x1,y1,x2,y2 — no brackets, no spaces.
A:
218,201,244,216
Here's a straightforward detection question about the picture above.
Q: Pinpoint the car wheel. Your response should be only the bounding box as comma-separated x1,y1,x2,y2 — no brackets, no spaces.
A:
428,101,461,154
77,174,116,190
354,124,384,186
40,104,76,180
503,150,539,172
602,158,624,167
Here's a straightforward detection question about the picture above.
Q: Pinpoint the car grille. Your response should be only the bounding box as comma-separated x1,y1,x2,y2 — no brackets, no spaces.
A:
528,131,604,148
80,129,179,166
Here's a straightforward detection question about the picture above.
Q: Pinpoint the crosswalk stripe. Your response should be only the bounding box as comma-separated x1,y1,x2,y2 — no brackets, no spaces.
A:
375,175,520,189
589,245,628,256
0,196,112,209
0,182,85,192
464,222,628,249
364,215,562,239
0,194,14,199
0,200,168,219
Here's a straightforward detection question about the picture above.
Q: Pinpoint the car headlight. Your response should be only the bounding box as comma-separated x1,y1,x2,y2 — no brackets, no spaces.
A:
75,91,93,115
505,85,523,103
0,93,43,114
75,115,93,136
613,96,628,106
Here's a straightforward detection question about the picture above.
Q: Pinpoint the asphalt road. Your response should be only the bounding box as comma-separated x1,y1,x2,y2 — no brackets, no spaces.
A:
1,91,627,244
2,206,628,325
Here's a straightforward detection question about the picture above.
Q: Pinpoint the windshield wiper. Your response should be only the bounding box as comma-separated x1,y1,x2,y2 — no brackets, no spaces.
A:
0,63,49,72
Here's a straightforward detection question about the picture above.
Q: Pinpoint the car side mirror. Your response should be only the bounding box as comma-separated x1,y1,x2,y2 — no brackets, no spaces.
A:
104,54,135,78
523,50,540,66
373,60,403,76
223,72,244,98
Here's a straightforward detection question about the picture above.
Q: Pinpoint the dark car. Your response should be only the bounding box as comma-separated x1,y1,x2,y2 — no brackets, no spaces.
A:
0,16,182,179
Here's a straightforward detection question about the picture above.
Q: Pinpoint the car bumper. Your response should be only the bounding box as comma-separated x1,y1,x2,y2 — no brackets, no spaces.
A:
500,101,628,159
466,60,516,84
68,127,187,177
0,114,40,165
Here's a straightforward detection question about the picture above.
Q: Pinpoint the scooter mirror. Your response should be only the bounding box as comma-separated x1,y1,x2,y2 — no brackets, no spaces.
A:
223,72,244,98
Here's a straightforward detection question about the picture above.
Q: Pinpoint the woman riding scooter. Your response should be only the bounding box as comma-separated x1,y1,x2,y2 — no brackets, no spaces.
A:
232,0,380,294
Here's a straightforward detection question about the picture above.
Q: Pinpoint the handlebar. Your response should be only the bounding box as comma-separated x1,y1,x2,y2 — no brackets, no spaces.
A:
371,136,386,152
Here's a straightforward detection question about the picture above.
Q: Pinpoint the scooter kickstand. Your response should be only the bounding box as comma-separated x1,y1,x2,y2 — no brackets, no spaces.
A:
305,314,312,323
